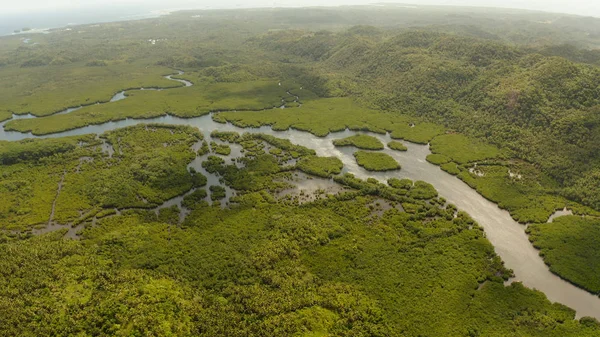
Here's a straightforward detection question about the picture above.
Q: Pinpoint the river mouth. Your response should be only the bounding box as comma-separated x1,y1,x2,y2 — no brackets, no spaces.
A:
1,74,599,319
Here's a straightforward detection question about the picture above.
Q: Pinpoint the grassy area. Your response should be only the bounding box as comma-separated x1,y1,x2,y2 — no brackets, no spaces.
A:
424,136,580,223
210,142,231,155
441,162,461,175
5,80,290,135
387,141,408,151
0,63,181,117
408,181,439,199
430,134,505,164
0,110,11,123
528,216,600,294
296,156,344,178
427,153,452,165
333,134,384,150
218,97,445,142
354,151,401,171
457,164,567,223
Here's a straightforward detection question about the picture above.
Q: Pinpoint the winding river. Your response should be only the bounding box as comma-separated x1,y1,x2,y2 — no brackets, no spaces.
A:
1,72,599,319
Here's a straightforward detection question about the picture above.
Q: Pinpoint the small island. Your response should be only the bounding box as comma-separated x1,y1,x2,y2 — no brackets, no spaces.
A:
388,141,408,151
354,151,401,171
211,142,232,155
297,156,344,178
209,185,226,201
333,134,384,150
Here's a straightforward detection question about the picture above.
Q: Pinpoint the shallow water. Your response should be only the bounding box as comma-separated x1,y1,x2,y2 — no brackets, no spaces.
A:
1,80,599,319
278,172,346,203
32,222,83,240
110,91,127,102
166,71,193,87
188,152,236,207
548,208,574,223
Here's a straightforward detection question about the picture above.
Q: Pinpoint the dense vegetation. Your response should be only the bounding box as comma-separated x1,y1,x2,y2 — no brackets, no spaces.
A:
354,151,401,171
210,142,231,155
209,185,227,200
217,97,444,142
333,134,384,150
1,130,600,335
5,80,292,135
0,124,204,230
388,140,408,151
2,4,600,334
296,156,344,178
528,216,600,295
0,110,11,123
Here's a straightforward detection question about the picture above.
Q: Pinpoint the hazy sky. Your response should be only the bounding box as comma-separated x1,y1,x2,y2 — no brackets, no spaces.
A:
1,0,599,17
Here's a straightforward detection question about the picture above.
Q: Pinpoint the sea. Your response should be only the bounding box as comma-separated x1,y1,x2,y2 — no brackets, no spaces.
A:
0,1,381,36
0,5,170,36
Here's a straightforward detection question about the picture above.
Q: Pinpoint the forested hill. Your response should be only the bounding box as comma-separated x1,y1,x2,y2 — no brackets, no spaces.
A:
173,5,600,50
252,28,600,210
1,6,599,210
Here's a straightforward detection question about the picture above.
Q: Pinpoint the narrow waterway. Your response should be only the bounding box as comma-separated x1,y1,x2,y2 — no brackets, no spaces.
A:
1,74,599,319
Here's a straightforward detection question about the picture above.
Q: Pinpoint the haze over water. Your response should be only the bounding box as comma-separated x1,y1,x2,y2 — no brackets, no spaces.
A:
2,0,599,36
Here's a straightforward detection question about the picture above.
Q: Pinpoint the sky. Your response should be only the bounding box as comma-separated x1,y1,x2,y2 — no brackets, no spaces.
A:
0,0,598,17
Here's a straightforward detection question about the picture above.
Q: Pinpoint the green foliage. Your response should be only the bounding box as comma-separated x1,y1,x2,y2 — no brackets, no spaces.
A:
0,110,11,123
457,164,567,223
209,185,226,201
333,134,384,150
0,182,595,336
251,134,315,157
387,141,407,151
388,178,413,190
210,130,241,143
426,153,452,165
297,156,343,178
218,97,444,142
0,135,93,165
190,168,208,187
528,216,600,294
0,162,66,228
408,181,439,199
202,155,226,174
0,124,201,230
158,205,180,225
441,162,461,175
0,64,180,117
0,231,203,336
1,8,600,335
0,125,597,335
565,169,600,211
182,189,208,209
430,134,504,164
205,151,290,193
5,80,291,135
210,142,231,155
354,151,400,171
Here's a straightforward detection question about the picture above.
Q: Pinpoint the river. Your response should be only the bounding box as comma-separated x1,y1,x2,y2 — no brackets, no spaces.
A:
1,72,599,319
